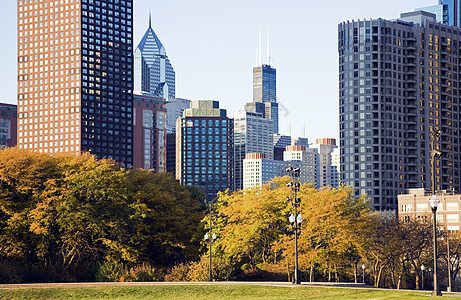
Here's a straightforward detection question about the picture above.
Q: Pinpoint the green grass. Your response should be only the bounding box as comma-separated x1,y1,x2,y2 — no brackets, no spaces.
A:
0,284,431,300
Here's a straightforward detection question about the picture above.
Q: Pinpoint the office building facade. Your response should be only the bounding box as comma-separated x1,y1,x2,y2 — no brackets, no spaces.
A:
17,0,133,167
165,98,190,134
0,103,18,149
133,92,166,171
165,98,190,174
234,110,273,190
134,16,175,99
243,145,316,189
339,11,461,210
176,100,234,201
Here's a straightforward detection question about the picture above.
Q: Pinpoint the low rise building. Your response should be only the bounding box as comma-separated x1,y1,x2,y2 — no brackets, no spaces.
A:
398,188,461,230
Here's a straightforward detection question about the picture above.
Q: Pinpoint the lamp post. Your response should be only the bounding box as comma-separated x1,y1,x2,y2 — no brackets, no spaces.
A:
429,195,442,296
421,265,425,290
204,199,217,282
362,264,366,284
286,167,302,284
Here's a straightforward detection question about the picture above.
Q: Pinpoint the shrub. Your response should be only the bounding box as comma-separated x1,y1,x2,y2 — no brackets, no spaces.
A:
95,261,125,282
120,263,159,282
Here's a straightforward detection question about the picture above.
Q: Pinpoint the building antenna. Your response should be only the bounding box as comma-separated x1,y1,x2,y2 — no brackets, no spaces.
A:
149,9,152,28
288,122,292,137
267,28,270,65
303,123,306,138
259,28,262,66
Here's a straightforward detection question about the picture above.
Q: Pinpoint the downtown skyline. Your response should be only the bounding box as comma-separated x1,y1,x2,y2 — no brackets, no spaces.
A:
1,0,436,141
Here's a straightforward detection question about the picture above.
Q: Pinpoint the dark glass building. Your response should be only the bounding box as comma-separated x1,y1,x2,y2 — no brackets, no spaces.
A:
176,100,234,201
253,64,279,133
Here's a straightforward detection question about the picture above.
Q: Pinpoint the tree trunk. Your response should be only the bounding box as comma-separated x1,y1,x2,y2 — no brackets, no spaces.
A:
310,264,314,282
354,262,358,284
415,273,420,290
375,265,385,288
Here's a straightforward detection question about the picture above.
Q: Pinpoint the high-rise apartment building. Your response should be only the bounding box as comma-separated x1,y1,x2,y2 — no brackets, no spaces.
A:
134,15,175,99
234,110,273,190
339,11,461,210
17,0,133,167
132,92,166,171
0,103,18,149
253,64,279,133
176,100,234,201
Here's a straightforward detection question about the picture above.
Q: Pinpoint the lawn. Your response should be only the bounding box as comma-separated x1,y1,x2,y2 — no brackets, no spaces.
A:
0,283,432,300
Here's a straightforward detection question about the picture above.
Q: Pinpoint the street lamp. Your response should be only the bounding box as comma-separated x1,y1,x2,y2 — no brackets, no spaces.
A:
421,265,425,290
286,166,302,284
204,199,217,282
362,264,366,284
429,195,442,296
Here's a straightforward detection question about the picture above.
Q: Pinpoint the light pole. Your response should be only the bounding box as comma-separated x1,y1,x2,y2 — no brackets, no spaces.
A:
421,265,425,290
286,167,302,284
204,199,217,282
362,264,366,284
429,195,442,296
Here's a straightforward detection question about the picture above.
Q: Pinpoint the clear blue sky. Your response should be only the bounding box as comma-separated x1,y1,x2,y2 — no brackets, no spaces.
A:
1,0,435,141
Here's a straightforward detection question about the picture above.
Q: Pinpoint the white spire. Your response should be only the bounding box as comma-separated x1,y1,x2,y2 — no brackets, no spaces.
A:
259,28,262,66
267,28,270,65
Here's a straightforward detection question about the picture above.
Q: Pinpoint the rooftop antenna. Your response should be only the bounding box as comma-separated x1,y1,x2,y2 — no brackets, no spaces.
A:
149,9,152,28
259,28,262,66
288,122,292,137
302,123,306,138
267,28,270,65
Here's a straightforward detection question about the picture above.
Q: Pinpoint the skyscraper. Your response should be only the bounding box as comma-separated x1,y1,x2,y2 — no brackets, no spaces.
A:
132,92,166,171
134,15,175,99
176,100,234,201
17,0,133,167
417,0,461,26
253,65,279,134
338,11,461,210
233,109,273,190
252,30,279,134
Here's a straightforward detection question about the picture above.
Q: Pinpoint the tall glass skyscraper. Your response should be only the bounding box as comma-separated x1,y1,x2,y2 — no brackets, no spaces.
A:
417,0,461,26
253,64,279,133
134,15,175,99
17,0,134,167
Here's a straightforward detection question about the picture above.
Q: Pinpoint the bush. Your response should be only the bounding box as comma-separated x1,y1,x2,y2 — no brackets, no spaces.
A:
95,261,125,282
165,255,234,282
120,263,159,282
